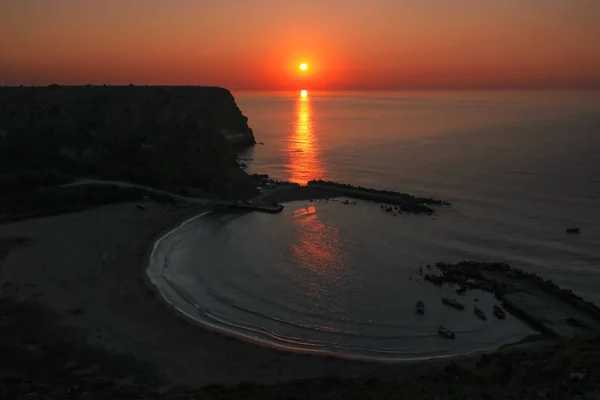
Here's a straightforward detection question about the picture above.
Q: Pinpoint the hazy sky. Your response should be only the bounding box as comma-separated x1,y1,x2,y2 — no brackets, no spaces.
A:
2,0,599,89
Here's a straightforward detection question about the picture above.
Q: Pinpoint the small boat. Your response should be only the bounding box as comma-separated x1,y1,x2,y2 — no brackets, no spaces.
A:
474,306,487,320
456,286,467,295
441,297,465,310
566,228,580,234
438,326,455,339
493,305,506,319
416,301,425,314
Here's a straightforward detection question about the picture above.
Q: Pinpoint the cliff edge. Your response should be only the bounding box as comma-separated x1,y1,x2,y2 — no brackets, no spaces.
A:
0,85,256,198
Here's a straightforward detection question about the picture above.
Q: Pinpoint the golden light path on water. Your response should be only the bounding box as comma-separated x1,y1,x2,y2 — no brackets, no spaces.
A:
285,93,349,331
286,90,326,185
291,204,351,332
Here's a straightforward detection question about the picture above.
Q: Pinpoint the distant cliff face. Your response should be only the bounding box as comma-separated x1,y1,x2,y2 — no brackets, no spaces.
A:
0,86,257,198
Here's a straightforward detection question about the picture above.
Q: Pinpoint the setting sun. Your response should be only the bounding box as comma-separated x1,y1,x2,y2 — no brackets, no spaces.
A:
299,63,308,71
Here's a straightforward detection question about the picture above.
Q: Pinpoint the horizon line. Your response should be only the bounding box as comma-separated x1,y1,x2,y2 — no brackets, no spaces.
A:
2,84,600,92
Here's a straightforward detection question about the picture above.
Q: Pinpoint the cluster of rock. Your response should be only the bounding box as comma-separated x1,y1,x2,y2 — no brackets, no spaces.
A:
236,156,253,169
269,179,301,187
0,86,257,198
426,261,600,317
424,262,506,293
380,205,403,214
307,180,451,206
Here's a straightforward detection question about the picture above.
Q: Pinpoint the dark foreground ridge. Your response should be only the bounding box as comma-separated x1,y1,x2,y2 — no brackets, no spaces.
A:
3,295,600,400
425,261,600,338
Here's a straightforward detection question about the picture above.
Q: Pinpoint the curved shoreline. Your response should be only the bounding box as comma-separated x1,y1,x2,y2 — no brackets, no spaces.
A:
145,209,534,363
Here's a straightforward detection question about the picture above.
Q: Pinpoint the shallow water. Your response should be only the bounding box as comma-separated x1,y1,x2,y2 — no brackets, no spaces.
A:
151,91,600,359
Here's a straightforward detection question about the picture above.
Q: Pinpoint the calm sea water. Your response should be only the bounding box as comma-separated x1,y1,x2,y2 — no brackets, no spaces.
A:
154,91,600,359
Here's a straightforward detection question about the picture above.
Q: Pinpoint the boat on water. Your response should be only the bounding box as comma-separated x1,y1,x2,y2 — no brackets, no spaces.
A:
456,286,467,295
493,305,506,319
474,306,487,320
438,326,455,339
441,297,465,310
416,301,425,314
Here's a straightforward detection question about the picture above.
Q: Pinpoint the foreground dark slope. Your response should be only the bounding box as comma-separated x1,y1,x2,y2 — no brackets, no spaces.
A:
0,85,256,198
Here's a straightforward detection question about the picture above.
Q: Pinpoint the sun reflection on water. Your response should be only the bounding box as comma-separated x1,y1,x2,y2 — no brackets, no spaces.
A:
291,205,344,277
286,90,326,185
290,204,353,331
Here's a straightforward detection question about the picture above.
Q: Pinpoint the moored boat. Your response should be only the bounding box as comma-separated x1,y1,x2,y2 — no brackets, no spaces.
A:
474,306,487,320
438,326,455,339
416,301,425,314
441,297,465,310
493,305,506,319
456,286,467,295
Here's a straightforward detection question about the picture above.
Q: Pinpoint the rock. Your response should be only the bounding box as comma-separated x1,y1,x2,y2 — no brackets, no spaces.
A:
59,146,78,160
444,361,471,378
477,353,493,368
78,148,97,166
25,343,43,353
73,364,99,376
158,383,178,394
535,390,548,399
569,371,587,381
64,360,79,370
66,307,85,316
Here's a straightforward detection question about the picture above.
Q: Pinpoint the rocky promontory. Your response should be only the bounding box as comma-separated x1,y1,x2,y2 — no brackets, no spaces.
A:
0,85,257,198
424,261,600,339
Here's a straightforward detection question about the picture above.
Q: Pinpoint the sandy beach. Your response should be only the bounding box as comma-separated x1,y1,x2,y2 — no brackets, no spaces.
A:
0,201,467,388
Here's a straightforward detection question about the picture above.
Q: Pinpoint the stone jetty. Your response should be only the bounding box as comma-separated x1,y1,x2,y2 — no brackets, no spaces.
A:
254,179,449,214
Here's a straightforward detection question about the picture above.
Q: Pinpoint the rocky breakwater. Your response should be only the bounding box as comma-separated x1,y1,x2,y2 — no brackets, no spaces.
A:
425,261,600,339
0,85,257,199
257,179,449,214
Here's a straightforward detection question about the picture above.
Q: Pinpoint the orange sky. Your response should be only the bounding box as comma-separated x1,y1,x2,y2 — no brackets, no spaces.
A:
1,0,600,89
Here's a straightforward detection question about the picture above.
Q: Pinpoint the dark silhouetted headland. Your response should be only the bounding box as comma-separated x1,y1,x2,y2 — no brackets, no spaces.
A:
0,85,256,198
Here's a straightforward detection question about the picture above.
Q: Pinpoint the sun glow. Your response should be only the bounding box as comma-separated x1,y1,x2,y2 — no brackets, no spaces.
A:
300,89,308,98
299,63,308,71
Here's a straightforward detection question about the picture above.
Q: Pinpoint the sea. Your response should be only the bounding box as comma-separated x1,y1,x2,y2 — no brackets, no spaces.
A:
149,90,600,360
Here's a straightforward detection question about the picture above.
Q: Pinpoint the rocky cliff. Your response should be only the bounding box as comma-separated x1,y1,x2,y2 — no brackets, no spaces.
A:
0,85,256,198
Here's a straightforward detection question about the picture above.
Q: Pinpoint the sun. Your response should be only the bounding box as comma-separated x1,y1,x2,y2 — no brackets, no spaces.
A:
299,63,308,71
